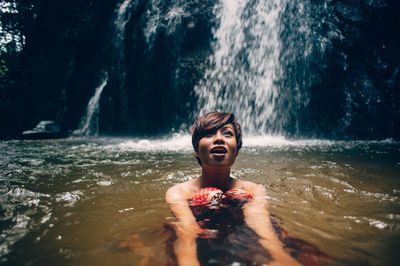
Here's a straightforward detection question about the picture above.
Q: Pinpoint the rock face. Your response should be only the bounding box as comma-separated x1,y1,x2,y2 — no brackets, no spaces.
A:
21,121,65,139
1,0,399,139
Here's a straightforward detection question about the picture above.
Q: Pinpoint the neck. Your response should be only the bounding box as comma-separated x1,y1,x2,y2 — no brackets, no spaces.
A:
199,166,233,191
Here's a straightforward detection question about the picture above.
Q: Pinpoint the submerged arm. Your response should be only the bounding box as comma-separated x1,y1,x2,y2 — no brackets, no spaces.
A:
165,186,201,266
243,184,300,266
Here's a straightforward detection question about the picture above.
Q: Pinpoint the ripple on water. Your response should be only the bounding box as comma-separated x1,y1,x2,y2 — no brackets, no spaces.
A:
1,187,52,259
0,138,399,264
329,177,356,189
118,207,135,213
0,214,30,257
55,190,84,207
97,180,114,186
360,191,398,202
343,215,397,231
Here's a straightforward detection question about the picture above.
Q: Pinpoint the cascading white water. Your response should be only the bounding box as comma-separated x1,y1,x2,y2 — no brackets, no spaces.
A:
194,0,286,135
74,0,132,137
144,0,189,46
112,0,132,84
73,75,108,136
112,0,133,123
114,0,132,72
114,0,132,40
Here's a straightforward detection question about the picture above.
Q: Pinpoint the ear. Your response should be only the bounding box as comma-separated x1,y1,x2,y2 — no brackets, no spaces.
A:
194,151,200,158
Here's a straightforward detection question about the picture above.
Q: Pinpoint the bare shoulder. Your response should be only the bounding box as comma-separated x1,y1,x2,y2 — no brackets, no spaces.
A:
165,184,182,203
235,179,267,196
165,178,198,203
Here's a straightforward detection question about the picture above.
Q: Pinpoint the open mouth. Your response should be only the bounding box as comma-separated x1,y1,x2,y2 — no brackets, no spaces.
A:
210,147,227,155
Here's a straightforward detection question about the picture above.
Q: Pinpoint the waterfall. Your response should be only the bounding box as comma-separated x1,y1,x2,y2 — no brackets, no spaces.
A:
73,75,108,136
2,0,399,140
115,0,132,38
110,0,133,127
113,0,132,75
74,0,131,137
143,0,190,46
194,0,286,135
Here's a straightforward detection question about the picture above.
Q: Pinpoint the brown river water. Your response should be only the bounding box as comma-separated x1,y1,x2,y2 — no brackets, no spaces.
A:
0,136,399,265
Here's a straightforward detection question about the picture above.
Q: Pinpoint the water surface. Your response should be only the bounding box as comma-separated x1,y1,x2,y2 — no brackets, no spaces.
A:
0,136,399,265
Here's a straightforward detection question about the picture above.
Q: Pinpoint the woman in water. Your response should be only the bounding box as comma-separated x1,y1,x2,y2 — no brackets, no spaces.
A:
165,112,300,265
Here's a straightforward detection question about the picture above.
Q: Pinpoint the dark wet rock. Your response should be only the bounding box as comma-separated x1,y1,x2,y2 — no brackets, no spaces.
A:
21,121,65,139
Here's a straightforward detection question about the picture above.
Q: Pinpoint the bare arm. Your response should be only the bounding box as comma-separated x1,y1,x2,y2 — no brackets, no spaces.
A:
165,185,201,266
243,184,300,266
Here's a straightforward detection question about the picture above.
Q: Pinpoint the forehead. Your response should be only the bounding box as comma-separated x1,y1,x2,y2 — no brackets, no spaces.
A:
220,124,234,130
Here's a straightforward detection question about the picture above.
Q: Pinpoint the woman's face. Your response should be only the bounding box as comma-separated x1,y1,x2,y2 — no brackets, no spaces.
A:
195,124,238,168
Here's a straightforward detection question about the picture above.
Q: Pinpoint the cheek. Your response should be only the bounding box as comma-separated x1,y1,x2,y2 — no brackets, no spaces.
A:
228,140,238,153
197,140,209,155
198,145,208,157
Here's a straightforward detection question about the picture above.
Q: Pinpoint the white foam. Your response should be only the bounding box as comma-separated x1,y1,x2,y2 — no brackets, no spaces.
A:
40,212,52,224
115,134,192,152
244,135,339,147
244,135,292,146
97,180,113,186
368,219,389,230
113,134,337,152
102,134,398,153
55,190,83,207
6,187,49,198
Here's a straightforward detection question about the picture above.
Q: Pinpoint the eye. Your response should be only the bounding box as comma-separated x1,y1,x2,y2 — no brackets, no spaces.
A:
223,130,234,136
204,132,214,138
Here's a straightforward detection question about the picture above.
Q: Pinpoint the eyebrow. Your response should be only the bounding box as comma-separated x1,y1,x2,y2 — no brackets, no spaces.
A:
220,125,234,131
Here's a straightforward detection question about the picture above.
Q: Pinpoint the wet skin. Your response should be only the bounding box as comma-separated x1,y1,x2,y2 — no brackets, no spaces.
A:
195,124,238,168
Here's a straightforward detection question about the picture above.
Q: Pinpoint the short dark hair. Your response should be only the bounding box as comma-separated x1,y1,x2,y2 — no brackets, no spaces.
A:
191,112,242,165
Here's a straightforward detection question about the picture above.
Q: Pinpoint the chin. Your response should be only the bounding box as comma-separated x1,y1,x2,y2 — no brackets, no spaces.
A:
207,159,235,167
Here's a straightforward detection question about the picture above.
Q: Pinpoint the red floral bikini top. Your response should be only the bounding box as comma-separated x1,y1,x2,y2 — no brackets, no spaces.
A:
190,187,253,206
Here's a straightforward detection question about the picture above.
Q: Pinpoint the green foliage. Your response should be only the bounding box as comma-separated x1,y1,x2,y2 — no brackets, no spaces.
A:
0,59,8,77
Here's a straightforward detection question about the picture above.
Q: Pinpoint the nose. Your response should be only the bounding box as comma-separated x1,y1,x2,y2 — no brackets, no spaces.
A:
213,130,225,144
